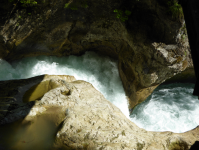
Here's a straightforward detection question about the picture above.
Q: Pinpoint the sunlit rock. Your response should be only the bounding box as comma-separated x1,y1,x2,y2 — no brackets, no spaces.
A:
0,0,195,111
0,74,75,124
0,75,199,149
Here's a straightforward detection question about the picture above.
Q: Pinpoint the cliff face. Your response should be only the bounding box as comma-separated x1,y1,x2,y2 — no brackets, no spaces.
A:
0,0,195,110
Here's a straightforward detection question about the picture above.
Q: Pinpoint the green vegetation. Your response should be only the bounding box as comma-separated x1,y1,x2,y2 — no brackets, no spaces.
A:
8,0,130,23
182,34,186,41
167,0,183,20
113,9,131,22
19,0,37,7
184,51,187,56
181,24,187,41
64,3,70,8
8,0,184,24
64,3,78,10
8,0,38,7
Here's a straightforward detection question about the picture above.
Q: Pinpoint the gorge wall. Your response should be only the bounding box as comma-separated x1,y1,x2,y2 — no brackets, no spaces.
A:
0,0,196,110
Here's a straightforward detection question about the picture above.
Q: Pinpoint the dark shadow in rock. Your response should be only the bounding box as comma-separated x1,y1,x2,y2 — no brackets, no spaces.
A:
0,75,46,149
189,141,199,150
0,112,59,150
0,75,45,124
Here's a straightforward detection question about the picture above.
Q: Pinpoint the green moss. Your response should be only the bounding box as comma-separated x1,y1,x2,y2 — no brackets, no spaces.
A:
184,51,186,56
180,24,187,41
113,9,131,22
20,0,37,7
182,34,186,41
8,0,38,7
64,3,69,8
167,0,183,21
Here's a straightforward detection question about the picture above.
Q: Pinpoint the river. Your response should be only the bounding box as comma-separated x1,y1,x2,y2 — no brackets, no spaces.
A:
0,51,198,133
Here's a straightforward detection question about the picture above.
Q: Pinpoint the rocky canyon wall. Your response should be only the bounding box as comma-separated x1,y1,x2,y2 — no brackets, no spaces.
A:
0,0,195,110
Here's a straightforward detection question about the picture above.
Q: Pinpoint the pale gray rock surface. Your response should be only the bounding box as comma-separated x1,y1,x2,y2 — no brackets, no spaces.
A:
1,75,198,150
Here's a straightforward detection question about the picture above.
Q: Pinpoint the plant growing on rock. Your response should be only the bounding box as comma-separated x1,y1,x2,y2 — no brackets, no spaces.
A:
167,0,183,21
184,51,187,57
19,0,37,7
8,0,38,7
113,9,131,22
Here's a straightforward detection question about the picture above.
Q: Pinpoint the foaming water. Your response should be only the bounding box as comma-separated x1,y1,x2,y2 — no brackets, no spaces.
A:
0,51,198,133
130,83,199,133
0,52,129,119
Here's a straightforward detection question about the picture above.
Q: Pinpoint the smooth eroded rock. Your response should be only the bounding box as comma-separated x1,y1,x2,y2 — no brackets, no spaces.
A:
0,75,198,150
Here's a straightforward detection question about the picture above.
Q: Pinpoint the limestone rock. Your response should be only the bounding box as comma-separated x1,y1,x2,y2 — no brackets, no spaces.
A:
0,74,76,124
0,0,194,110
0,75,199,149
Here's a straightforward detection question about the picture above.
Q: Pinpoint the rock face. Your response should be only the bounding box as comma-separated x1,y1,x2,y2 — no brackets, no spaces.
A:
0,74,76,124
0,0,195,110
163,65,196,84
0,75,199,150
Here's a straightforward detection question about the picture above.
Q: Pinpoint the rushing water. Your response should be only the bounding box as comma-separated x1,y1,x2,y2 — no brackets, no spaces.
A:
130,83,199,133
0,51,199,133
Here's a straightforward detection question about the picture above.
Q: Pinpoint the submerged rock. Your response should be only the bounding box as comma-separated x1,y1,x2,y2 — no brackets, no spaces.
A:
0,75,198,149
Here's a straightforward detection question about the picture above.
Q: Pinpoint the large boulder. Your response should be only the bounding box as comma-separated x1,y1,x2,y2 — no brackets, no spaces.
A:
0,0,195,110
0,75,198,149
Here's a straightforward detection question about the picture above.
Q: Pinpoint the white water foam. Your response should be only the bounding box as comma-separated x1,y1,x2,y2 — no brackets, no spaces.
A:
130,83,199,133
0,52,129,119
0,51,198,133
